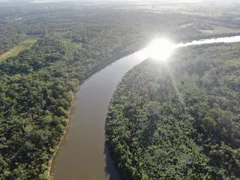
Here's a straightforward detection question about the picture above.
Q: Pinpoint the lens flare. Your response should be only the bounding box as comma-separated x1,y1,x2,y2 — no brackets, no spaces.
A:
144,38,176,62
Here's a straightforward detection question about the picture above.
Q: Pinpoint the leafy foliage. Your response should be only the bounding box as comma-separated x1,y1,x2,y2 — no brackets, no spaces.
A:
0,2,240,179
106,43,240,180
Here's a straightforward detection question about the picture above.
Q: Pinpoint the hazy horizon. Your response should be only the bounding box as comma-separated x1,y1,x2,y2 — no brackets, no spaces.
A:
0,0,236,3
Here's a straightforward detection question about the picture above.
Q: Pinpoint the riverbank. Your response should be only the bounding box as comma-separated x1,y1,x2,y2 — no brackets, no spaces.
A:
48,101,74,179
49,35,240,179
50,48,148,180
47,43,144,179
46,72,80,178
105,41,240,180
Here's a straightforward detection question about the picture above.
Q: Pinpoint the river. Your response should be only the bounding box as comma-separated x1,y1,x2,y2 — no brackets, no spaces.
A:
51,36,240,180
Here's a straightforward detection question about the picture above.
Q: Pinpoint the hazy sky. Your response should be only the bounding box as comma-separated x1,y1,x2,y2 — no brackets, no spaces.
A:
0,0,234,1
0,0,232,3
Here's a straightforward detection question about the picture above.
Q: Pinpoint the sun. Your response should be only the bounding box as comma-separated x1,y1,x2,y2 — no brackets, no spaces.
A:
144,38,176,62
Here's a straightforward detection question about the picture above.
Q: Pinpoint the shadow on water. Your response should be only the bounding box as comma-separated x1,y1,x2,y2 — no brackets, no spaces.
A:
104,143,121,180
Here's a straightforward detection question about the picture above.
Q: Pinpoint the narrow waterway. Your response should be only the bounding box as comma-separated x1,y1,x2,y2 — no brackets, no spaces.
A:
51,36,240,180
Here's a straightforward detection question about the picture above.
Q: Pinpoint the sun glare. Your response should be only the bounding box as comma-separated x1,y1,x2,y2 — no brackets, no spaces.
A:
144,38,176,62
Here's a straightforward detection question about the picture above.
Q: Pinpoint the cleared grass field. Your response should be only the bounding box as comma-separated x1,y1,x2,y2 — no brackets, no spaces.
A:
0,38,38,62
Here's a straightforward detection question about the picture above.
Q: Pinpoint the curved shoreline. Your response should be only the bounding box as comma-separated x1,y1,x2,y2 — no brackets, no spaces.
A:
48,35,240,179
47,107,72,179
47,47,142,179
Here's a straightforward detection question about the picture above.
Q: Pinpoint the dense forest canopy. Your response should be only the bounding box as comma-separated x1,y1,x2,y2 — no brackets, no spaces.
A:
0,1,240,179
106,43,240,179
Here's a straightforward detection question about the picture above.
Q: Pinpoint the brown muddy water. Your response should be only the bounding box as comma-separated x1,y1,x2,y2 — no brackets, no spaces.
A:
51,51,147,180
51,36,240,180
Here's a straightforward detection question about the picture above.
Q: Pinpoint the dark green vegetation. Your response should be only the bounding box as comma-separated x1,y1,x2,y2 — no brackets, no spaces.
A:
106,43,240,179
0,11,145,180
0,38,38,62
0,1,240,179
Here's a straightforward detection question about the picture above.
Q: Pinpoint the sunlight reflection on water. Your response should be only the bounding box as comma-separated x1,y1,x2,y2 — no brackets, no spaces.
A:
142,36,240,62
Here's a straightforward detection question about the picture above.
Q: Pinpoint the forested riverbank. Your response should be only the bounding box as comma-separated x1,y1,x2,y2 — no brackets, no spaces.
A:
0,4,146,179
1,1,240,179
106,43,240,180
0,33,144,178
